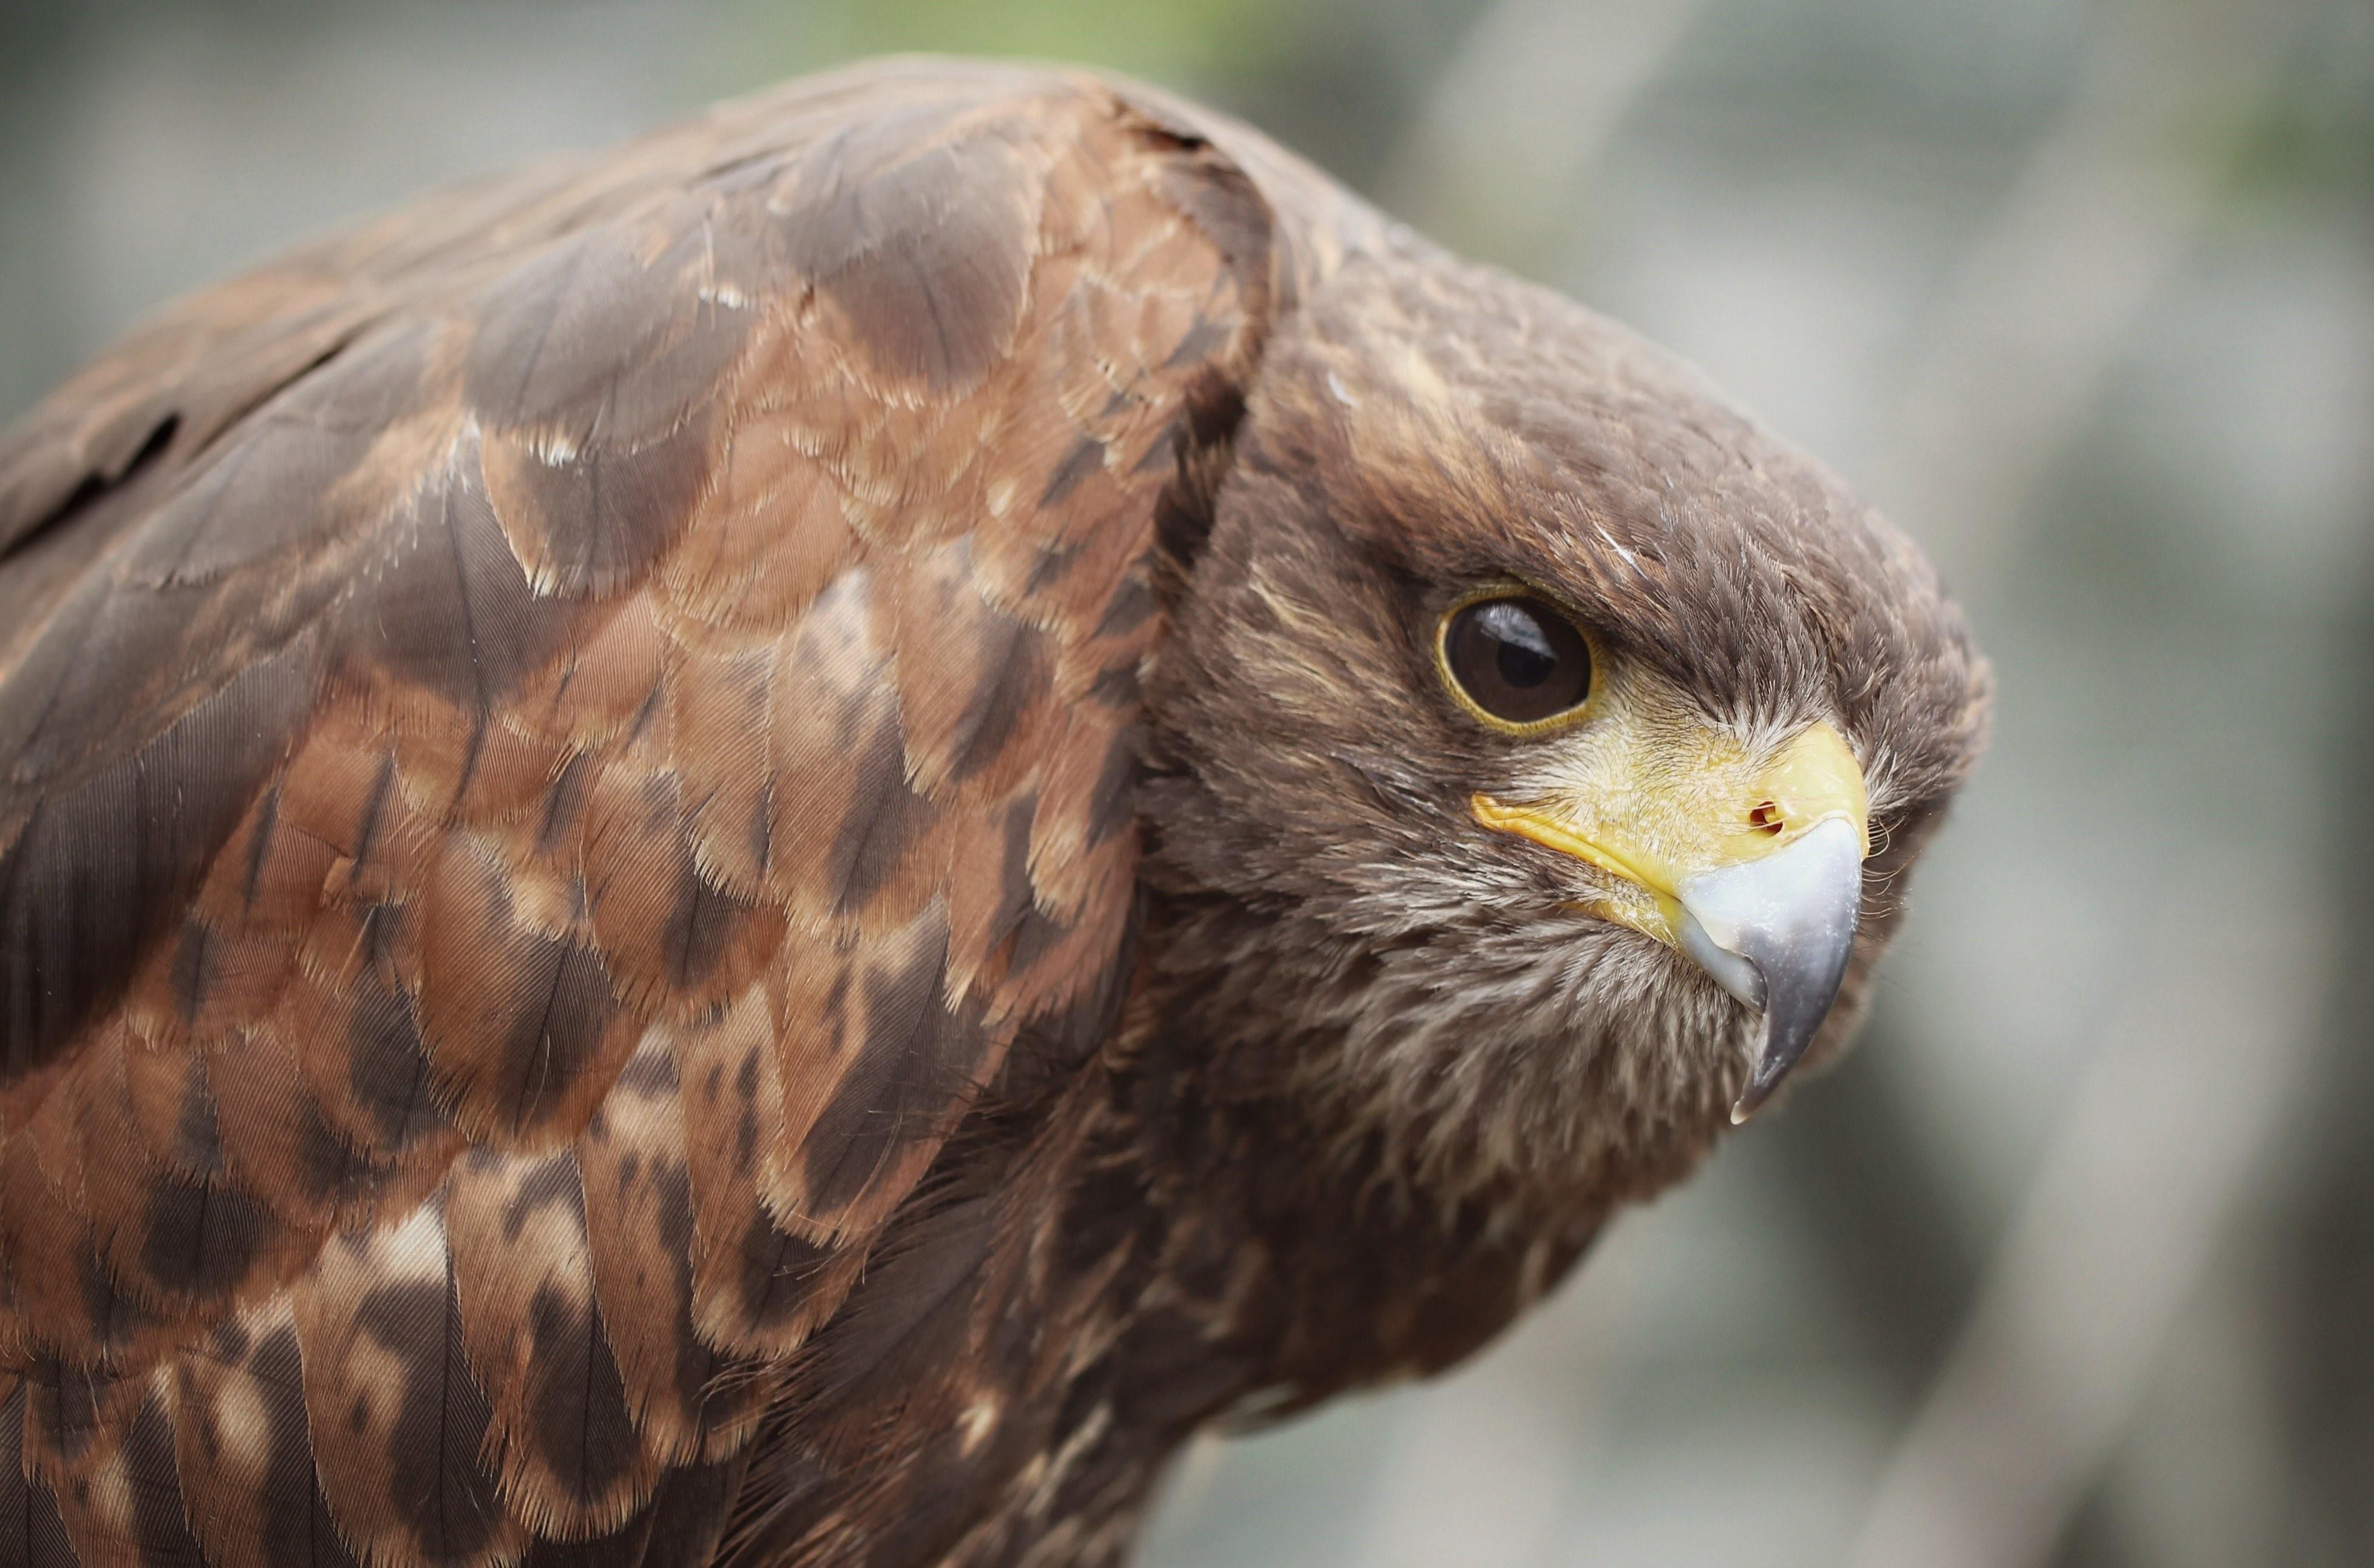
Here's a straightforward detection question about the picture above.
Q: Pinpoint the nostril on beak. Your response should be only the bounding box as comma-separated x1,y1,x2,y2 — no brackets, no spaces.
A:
1747,801,1783,836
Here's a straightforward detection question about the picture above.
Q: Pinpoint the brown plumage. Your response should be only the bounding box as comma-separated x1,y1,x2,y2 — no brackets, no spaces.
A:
0,57,1987,1568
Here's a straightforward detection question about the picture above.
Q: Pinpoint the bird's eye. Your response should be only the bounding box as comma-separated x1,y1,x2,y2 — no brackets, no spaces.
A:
1441,596,1595,726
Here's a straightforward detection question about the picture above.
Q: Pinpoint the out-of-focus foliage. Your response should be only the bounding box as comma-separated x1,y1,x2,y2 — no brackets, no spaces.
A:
4,2,2370,1564
726,0,1296,95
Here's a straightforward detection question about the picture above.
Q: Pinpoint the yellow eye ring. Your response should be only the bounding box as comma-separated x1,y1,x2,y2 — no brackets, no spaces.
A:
1434,588,1601,735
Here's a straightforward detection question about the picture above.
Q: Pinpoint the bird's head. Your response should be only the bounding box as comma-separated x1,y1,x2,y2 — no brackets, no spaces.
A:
1140,246,1990,1213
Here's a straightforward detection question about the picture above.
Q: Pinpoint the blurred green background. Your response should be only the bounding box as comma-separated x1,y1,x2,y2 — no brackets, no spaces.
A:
4,1,2369,1563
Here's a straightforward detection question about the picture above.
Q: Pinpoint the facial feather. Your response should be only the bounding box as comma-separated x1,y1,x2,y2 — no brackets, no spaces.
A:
1139,245,1985,1212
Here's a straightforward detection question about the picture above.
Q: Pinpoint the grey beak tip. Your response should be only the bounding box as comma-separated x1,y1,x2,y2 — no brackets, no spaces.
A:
1677,818,1864,1127
1729,1011,1809,1122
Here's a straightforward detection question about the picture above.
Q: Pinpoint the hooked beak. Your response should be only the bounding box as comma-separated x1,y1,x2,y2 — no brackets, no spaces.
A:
1473,722,1870,1123
1672,817,1863,1120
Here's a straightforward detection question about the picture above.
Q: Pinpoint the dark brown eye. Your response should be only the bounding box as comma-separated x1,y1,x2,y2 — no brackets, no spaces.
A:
1443,596,1593,725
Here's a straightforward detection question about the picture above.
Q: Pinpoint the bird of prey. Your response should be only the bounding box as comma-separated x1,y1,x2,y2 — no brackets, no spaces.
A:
0,57,1987,1568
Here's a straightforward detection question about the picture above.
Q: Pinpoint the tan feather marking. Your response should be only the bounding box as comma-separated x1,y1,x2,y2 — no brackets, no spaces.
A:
667,993,858,1358
273,709,402,867
574,1037,764,1463
64,1039,159,1284
415,836,636,1148
273,964,459,1187
213,784,344,937
1022,702,1140,927
574,764,695,995
764,901,994,1241
346,434,583,714
48,1025,302,1345
942,793,1040,1010
45,1374,204,1567
291,1205,523,1568
16,1355,189,1568
758,571,911,926
995,875,1134,1037
888,539,1055,803
118,1037,221,1185
578,759,783,1021
478,422,714,605
443,1151,660,1538
145,917,301,1049
173,1300,363,1568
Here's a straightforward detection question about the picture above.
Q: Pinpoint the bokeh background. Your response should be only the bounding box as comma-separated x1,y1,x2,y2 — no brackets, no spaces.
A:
4,1,2369,1563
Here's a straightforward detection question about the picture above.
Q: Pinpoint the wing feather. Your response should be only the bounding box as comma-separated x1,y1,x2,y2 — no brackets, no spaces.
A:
0,1373,80,1566
0,60,1278,1564
289,1208,523,1568
173,1305,364,1568
440,1154,660,1539
572,1040,764,1466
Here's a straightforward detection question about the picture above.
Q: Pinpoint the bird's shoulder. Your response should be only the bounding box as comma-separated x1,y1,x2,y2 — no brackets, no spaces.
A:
0,60,1272,1566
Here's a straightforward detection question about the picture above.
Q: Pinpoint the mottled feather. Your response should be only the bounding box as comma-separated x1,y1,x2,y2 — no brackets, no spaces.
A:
0,60,1276,1567
0,51,1990,1568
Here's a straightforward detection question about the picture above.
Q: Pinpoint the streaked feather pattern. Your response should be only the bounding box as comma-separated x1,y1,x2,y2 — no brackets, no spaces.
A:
0,60,1276,1566
0,49,1971,1568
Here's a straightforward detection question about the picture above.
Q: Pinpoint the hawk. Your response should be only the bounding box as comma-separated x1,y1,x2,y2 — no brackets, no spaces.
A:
0,57,1987,1568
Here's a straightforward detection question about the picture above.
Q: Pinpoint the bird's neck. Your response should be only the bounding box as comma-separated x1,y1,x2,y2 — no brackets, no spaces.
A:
1098,911,1605,1408
725,893,1598,1565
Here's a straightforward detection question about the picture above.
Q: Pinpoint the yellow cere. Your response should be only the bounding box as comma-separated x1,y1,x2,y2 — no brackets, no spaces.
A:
1472,718,1870,949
